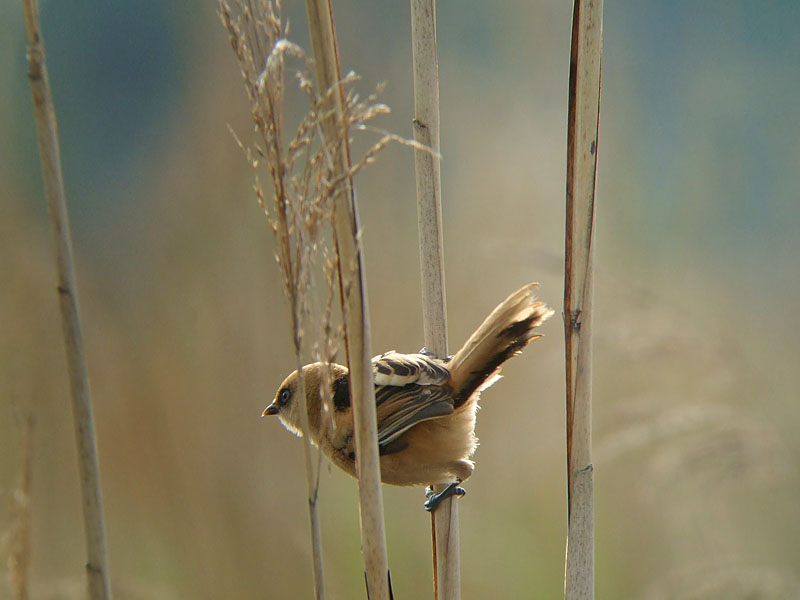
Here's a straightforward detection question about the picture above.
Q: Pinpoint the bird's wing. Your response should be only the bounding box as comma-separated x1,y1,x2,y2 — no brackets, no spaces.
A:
375,383,454,448
372,351,451,387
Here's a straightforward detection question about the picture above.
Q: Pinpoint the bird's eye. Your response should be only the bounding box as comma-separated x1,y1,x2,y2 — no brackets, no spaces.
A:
279,388,291,406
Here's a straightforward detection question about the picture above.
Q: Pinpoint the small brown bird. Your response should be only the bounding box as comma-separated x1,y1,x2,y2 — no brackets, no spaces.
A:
263,282,554,509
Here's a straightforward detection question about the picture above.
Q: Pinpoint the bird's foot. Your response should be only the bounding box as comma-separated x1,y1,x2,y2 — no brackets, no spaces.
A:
424,480,465,512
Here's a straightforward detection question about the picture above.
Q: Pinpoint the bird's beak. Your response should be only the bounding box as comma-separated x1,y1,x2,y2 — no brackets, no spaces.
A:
262,403,279,417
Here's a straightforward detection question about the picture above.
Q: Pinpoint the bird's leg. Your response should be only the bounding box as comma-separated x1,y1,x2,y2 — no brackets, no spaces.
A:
424,479,466,512
418,347,453,362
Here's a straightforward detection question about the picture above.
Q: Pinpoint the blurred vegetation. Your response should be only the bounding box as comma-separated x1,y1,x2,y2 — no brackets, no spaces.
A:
2,1,799,598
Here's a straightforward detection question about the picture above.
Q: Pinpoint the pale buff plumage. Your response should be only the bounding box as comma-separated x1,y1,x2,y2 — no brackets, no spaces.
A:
264,282,554,486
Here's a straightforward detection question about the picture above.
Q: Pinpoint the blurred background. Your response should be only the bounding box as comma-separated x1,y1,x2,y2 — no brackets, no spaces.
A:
2,0,799,598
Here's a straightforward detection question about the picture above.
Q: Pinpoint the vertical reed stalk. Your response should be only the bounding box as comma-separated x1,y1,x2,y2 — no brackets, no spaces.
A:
564,1,602,599
20,1,113,599
220,4,329,595
304,2,391,598
294,344,327,600
6,407,34,600
409,1,460,598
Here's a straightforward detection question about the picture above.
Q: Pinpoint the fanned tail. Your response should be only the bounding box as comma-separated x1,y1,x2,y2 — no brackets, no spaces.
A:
449,283,554,406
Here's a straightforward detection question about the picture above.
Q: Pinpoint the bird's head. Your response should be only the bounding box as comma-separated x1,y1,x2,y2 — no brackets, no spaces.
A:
263,369,305,437
263,362,348,440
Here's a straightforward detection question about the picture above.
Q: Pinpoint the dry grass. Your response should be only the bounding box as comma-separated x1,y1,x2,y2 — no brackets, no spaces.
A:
219,1,419,596
20,0,112,596
2,403,33,600
219,0,419,349
564,1,602,597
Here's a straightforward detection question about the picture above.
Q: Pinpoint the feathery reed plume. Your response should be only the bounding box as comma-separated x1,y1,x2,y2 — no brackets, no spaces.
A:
20,1,113,598
220,1,414,597
220,3,330,595
564,1,602,599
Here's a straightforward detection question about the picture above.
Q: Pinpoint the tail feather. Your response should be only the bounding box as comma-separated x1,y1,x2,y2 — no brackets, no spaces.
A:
450,283,554,406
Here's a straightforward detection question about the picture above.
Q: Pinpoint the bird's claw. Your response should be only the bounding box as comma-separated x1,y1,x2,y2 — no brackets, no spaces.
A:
424,480,465,512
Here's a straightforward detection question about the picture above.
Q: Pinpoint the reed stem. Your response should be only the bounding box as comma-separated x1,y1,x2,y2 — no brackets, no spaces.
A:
20,1,113,598
564,1,603,598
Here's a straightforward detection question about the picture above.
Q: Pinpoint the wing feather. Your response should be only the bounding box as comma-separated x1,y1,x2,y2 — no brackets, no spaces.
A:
375,383,454,446
372,351,451,387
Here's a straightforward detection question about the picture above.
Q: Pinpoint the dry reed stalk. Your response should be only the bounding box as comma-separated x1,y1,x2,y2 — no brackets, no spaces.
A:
220,3,330,596
221,1,401,597
408,1,460,598
564,1,602,599
20,1,114,598
3,406,34,600
303,2,391,598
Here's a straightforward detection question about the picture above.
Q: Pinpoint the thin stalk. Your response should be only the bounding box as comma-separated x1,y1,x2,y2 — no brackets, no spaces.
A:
266,29,327,598
7,407,34,600
20,1,113,599
563,1,602,599
409,1,460,598
304,2,391,599
294,346,326,600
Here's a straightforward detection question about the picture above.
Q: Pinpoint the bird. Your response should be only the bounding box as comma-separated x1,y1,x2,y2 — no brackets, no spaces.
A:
263,282,554,510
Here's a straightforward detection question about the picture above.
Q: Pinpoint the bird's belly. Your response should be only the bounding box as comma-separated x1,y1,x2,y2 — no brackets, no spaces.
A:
378,407,478,486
